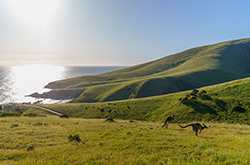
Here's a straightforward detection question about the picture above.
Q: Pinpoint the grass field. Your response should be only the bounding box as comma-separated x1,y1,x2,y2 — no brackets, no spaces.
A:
36,76,250,125
0,115,249,164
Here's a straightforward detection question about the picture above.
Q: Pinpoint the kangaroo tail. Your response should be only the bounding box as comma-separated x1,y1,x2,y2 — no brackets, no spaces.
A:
178,124,192,128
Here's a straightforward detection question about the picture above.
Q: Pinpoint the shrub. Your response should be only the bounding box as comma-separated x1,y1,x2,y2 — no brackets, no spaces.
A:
190,89,199,96
23,113,38,117
73,133,81,142
105,118,114,122
33,122,43,126
60,114,69,118
68,134,74,141
68,133,81,142
0,111,22,117
188,95,197,101
178,97,188,102
179,95,197,102
198,89,207,97
10,124,18,128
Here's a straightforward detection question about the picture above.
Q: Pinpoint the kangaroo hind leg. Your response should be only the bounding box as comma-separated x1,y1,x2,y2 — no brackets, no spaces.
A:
165,122,169,128
162,121,169,128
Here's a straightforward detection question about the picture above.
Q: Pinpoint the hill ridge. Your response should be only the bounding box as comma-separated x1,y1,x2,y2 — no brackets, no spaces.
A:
30,38,250,102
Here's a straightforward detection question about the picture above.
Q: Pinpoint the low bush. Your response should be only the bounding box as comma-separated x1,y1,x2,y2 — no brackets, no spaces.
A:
23,113,38,117
68,133,81,142
33,122,43,126
178,97,188,102
0,111,22,117
198,89,207,97
190,89,199,96
10,124,18,128
60,114,69,118
189,95,197,101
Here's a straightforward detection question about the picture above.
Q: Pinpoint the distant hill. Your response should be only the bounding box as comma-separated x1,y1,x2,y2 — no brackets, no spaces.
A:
30,38,250,102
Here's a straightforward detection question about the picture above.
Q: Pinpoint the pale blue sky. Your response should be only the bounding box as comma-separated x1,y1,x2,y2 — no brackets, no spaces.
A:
0,0,250,66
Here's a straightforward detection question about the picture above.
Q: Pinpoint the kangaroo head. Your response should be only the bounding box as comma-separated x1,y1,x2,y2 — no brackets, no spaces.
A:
202,123,208,129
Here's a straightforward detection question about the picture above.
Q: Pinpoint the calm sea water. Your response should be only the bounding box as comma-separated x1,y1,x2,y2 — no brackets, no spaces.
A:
0,65,126,104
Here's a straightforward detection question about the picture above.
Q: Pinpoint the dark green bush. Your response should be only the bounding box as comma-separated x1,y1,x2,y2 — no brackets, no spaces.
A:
188,95,197,101
198,89,207,97
33,122,43,126
60,114,69,118
10,124,18,128
68,133,81,142
0,111,22,117
68,134,74,141
190,89,199,96
23,113,38,117
178,97,188,102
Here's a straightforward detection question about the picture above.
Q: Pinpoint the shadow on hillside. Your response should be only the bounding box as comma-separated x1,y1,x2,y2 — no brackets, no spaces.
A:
179,69,250,92
214,98,227,111
183,101,217,115
200,94,213,101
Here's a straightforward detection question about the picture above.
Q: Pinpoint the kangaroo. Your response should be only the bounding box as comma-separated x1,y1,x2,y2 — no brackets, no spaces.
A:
178,123,207,136
162,114,175,128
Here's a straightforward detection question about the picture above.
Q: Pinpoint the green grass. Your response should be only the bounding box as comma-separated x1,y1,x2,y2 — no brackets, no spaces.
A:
34,76,250,124
38,38,250,102
3,38,250,164
2,76,250,164
0,116,249,164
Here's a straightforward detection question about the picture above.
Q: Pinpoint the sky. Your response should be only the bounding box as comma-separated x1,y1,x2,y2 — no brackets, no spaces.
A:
0,0,250,66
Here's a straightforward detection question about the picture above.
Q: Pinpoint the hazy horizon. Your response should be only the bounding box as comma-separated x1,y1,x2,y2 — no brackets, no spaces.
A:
1,0,250,66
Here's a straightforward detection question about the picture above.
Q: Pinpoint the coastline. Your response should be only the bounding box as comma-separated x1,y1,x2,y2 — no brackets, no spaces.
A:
0,66,126,104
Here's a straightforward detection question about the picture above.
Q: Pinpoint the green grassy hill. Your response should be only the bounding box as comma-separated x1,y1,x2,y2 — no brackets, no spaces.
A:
32,38,250,102
2,74,250,164
37,76,250,125
6,72,250,124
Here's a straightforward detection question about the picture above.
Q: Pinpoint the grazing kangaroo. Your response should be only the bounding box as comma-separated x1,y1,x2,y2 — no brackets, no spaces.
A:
178,123,207,136
162,114,175,128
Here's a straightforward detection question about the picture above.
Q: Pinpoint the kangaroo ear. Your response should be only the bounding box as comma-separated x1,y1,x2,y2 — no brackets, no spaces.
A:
203,123,208,128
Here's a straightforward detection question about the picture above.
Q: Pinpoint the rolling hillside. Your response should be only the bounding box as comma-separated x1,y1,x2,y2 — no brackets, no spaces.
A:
39,76,250,124
30,38,250,102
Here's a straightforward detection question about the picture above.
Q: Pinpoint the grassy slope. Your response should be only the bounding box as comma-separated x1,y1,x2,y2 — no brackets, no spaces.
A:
41,38,250,102
1,79,250,164
0,116,249,164
40,76,250,125
2,69,250,164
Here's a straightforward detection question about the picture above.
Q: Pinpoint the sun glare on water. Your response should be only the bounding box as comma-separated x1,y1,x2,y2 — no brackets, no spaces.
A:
7,0,60,28
11,65,64,103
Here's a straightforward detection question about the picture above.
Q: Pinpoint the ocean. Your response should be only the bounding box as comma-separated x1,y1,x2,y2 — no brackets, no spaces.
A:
0,65,126,104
